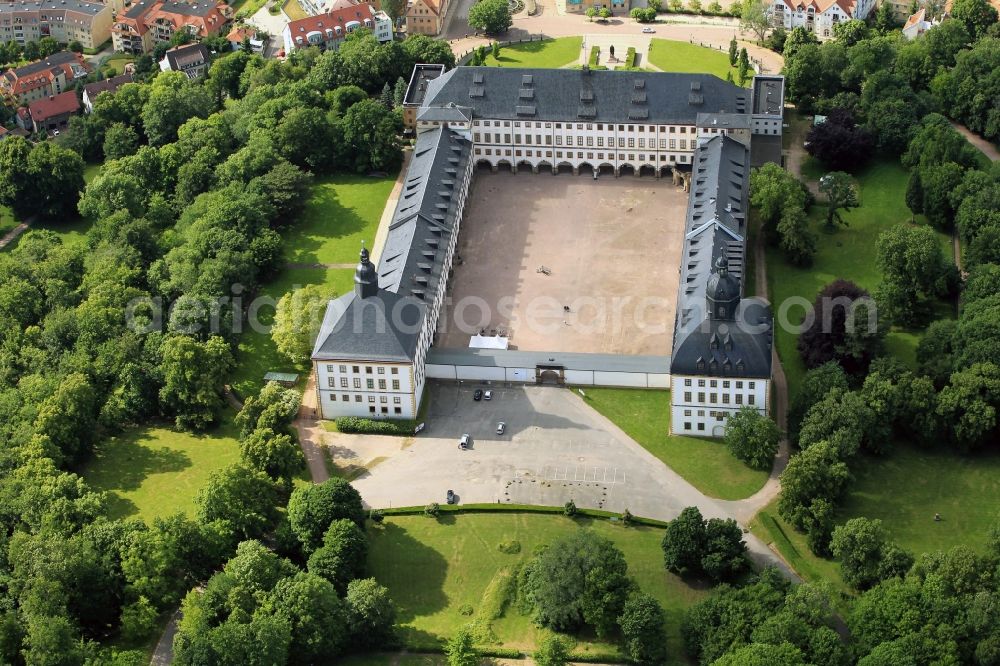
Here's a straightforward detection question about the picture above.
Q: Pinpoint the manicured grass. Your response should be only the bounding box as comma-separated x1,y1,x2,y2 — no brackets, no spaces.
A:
368,513,709,662
578,388,769,500
0,205,19,240
766,158,953,398
646,39,739,81
286,174,396,265
81,411,241,520
102,53,134,76
230,267,354,398
282,0,309,20
839,444,1000,557
9,216,92,250
84,163,102,184
481,37,583,69
339,655,444,666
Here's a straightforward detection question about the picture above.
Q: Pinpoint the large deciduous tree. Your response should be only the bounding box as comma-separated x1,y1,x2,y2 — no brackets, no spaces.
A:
830,518,914,590
805,109,874,171
158,334,233,430
272,284,334,365
287,478,366,553
797,279,883,377
818,171,859,231
468,0,513,34
723,407,781,470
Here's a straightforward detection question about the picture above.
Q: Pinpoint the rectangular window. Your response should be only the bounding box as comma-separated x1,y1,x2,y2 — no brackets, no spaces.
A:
628,138,635,148
353,378,361,389
342,394,350,402
368,396,375,403
352,366,359,373
710,393,717,403
326,364,334,372
684,379,692,386
684,422,691,430
366,379,374,389
684,410,692,416
354,395,362,402
723,381,730,389
340,378,348,388
638,138,645,148
394,407,402,414
555,136,562,146
378,379,386,390
392,380,400,390
698,392,705,402
597,137,604,147
684,392,692,402
391,367,398,374
749,395,756,405
736,394,743,404
697,423,705,431
380,396,388,403
378,367,385,374
369,406,376,413
750,382,756,389
698,379,705,387
722,394,730,404
394,397,401,404
339,365,347,373
669,139,677,149
330,394,336,401
710,380,717,388
327,377,335,388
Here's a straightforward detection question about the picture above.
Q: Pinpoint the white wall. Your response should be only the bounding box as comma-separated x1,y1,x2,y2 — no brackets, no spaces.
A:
670,374,769,438
315,360,415,419
424,363,670,388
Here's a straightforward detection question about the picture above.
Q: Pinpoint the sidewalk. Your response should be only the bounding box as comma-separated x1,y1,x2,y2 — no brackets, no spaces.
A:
371,148,412,266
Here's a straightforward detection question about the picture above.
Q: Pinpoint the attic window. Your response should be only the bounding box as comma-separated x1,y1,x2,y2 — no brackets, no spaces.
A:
580,89,594,101
472,71,483,83
469,86,484,97
634,79,645,89
519,88,534,99
521,74,533,86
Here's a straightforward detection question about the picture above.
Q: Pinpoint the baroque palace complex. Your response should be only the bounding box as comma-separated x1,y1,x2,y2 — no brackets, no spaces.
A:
312,65,783,438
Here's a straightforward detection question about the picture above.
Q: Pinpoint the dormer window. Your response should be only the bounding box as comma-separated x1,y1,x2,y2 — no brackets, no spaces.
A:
717,306,726,318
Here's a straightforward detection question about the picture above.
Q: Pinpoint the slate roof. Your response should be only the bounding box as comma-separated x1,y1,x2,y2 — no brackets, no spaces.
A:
6,50,81,78
670,135,772,378
162,43,210,70
83,73,133,100
313,125,473,362
422,67,748,125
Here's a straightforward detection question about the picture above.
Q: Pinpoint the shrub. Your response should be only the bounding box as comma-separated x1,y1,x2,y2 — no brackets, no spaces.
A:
588,46,600,67
497,539,522,554
564,500,578,516
335,416,414,435
621,508,633,526
425,502,440,517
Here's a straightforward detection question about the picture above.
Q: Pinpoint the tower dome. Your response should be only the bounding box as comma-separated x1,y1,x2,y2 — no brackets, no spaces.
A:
354,244,378,299
706,255,740,320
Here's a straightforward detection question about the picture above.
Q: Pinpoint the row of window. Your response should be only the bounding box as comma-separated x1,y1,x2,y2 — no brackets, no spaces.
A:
328,377,402,390
684,378,756,389
331,394,403,404
472,133,693,150
475,148,690,163
326,364,399,375
683,391,755,405
474,120,693,134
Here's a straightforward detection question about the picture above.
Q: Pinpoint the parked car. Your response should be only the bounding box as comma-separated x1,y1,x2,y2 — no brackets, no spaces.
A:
641,26,655,33
496,422,506,435
473,389,483,401
414,422,426,434
459,434,470,449
446,489,456,504
484,390,493,401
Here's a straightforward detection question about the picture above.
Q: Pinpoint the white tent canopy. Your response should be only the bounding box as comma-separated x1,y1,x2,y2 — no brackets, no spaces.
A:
469,334,509,350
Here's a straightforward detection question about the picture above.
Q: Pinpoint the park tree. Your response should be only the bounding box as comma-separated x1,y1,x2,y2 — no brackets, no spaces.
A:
272,284,334,364
522,530,632,636
818,171,859,231
832,18,868,45
776,206,816,266
905,168,923,218
723,407,780,470
797,279,883,377
264,571,350,662
918,162,965,229
586,6,598,19
235,381,301,439
379,0,406,19
240,428,303,489
830,518,914,590
534,635,570,666
737,47,751,85
0,137,85,220
662,506,747,581
276,107,336,173
778,441,851,532
936,362,1000,451
618,593,668,664
599,6,612,18
875,223,954,326
306,519,368,593
393,76,407,108
196,463,283,541
873,0,899,31
903,114,982,170
788,362,849,443
728,36,738,65
805,109,874,171
103,123,140,161
345,578,397,647
916,318,957,387
749,162,810,241
341,98,403,173
287,477,366,553
950,0,998,37
445,627,479,666
468,0,513,33
739,0,770,41
402,34,456,68
141,71,213,146
158,335,233,430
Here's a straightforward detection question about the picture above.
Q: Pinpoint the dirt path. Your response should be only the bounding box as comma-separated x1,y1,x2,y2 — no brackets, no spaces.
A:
0,223,29,251
294,371,331,483
951,121,1000,162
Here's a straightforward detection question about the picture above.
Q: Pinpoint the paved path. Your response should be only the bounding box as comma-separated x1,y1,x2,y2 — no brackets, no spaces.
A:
951,121,1000,162
285,262,355,269
149,608,182,666
352,384,799,580
0,223,29,251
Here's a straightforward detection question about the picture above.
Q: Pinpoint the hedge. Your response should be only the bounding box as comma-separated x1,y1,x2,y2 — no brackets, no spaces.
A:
624,47,636,68
335,416,416,435
377,502,670,527
588,45,600,68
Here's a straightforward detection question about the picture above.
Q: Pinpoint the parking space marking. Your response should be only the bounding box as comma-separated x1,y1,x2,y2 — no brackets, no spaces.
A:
512,464,626,485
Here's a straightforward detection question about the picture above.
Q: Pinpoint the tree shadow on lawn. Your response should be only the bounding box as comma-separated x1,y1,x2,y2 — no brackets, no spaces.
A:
83,430,193,512
286,185,373,265
366,521,450,625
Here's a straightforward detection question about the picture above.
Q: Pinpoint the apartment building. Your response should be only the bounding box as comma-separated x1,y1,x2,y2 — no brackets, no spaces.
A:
405,0,447,35
1,50,89,104
159,42,210,77
766,0,876,37
282,0,391,53
16,89,80,133
0,0,112,50
112,0,228,54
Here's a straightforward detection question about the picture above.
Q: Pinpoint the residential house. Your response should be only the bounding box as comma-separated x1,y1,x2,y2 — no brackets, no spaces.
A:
112,0,229,54
226,25,267,52
405,0,447,35
0,0,113,50
82,72,133,112
17,89,80,133
902,7,934,37
159,42,211,78
282,0,391,52
1,50,89,105
766,0,876,37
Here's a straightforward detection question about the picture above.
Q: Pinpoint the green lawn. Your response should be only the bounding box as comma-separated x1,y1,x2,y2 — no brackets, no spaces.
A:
579,388,768,500
482,37,583,68
83,163,102,184
767,158,953,398
646,40,739,81
839,444,1000,557
0,205,19,240
102,53,134,76
230,267,354,398
81,411,241,521
286,173,396,266
368,513,709,662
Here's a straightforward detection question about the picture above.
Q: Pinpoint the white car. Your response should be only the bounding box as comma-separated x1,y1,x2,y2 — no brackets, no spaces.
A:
642,26,655,33
484,390,493,401
496,422,506,435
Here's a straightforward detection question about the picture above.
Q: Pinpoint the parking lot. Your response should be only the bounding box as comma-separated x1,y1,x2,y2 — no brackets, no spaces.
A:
353,383,712,518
